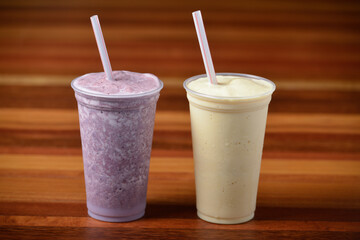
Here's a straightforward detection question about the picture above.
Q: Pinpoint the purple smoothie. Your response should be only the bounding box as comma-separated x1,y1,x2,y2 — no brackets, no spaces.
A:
71,71,163,222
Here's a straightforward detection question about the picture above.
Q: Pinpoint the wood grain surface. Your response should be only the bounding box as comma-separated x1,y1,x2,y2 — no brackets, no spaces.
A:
0,0,359,239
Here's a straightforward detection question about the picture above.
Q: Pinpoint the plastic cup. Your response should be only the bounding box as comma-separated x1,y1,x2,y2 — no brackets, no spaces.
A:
71,73,163,222
183,73,275,224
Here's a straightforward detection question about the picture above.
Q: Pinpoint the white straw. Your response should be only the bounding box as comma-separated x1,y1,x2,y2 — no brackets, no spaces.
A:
192,10,217,85
90,15,113,81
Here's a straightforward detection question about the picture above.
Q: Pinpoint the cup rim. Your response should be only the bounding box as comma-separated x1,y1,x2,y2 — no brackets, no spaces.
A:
71,72,164,99
183,73,276,100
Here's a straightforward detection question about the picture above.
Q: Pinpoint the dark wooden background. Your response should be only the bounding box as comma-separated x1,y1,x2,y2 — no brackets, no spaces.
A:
0,0,359,239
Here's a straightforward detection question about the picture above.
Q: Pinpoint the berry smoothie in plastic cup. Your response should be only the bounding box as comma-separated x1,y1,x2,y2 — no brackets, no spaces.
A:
72,70,163,222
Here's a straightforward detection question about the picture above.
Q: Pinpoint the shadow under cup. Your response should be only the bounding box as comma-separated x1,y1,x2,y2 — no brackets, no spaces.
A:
183,73,276,224
71,74,163,222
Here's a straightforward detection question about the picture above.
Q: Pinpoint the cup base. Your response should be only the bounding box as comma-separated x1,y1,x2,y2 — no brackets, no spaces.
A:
197,211,254,224
88,210,145,222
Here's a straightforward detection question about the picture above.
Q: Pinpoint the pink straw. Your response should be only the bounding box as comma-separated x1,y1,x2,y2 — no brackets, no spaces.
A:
90,15,113,81
192,10,217,85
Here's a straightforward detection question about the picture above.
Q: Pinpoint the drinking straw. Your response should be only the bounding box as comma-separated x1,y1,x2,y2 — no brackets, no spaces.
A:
192,10,217,84
90,15,113,81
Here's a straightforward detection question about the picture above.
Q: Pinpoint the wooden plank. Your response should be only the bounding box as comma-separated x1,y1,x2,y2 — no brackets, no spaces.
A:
1,202,360,222
1,9,360,29
1,109,360,134
1,25,359,44
0,128,359,152
0,0,359,13
1,215,360,232
1,154,359,175
1,40,360,63
0,154,359,208
1,226,358,240
0,86,359,113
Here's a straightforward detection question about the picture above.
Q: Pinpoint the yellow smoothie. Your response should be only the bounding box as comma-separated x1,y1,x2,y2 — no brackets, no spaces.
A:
185,74,275,224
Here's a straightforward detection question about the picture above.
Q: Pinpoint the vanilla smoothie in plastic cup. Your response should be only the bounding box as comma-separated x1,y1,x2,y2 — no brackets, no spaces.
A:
71,70,163,222
184,73,275,224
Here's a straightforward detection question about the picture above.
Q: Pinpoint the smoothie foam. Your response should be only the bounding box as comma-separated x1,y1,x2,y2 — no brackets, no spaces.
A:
187,75,273,98
73,71,160,96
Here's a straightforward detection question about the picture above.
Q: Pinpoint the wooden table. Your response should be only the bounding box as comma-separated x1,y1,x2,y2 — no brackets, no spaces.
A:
0,1,359,239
